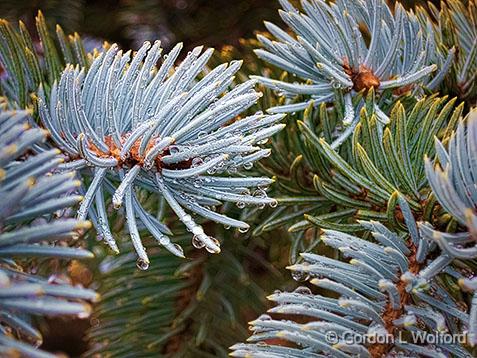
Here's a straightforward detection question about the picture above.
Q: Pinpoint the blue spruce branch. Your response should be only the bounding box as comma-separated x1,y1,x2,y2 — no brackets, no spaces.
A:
231,213,473,357
38,41,285,268
0,109,97,357
252,0,454,147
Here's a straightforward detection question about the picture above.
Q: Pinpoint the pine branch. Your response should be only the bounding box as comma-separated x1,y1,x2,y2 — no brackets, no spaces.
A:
231,216,474,357
0,11,95,108
251,0,452,122
0,109,97,357
245,93,462,239
420,110,477,259
85,230,269,357
38,41,285,267
419,110,477,345
417,0,477,104
230,2,477,357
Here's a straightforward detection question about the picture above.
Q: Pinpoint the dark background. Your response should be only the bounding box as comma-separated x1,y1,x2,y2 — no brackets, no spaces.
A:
0,0,282,51
0,0,440,52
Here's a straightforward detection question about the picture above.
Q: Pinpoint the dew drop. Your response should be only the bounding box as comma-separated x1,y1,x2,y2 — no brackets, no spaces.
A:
113,202,122,210
172,243,184,257
227,166,238,174
204,236,221,253
159,236,169,245
332,81,341,89
192,235,205,249
291,271,310,282
136,258,149,270
236,201,246,209
191,157,204,167
238,226,249,233
241,189,251,196
243,162,253,170
293,286,312,295
258,314,272,321
254,189,267,198
169,145,180,154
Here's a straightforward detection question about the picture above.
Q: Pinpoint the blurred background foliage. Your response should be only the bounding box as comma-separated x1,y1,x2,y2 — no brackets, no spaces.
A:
0,0,441,52
0,0,282,51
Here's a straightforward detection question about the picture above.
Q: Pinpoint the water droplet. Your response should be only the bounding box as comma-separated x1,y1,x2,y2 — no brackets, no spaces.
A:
159,236,169,245
113,202,122,210
205,236,221,253
254,189,267,198
293,286,312,295
172,243,184,257
136,258,149,270
243,162,253,170
192,235,205,249
238,226,249,233
236,201,246,209
227,166,238,174
291,271,310,282
197,131,207,138
269,199,278,208
169,145,179,154
192,157,203,167
258,314,272,321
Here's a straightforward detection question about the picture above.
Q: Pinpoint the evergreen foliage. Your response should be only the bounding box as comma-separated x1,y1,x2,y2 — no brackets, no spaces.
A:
252,0,453,118
417,0,477,104
0,108,97,357
0,0,476,357
230,1,477,357
86,231,268,357
0,11,94,108
38,40,284,267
